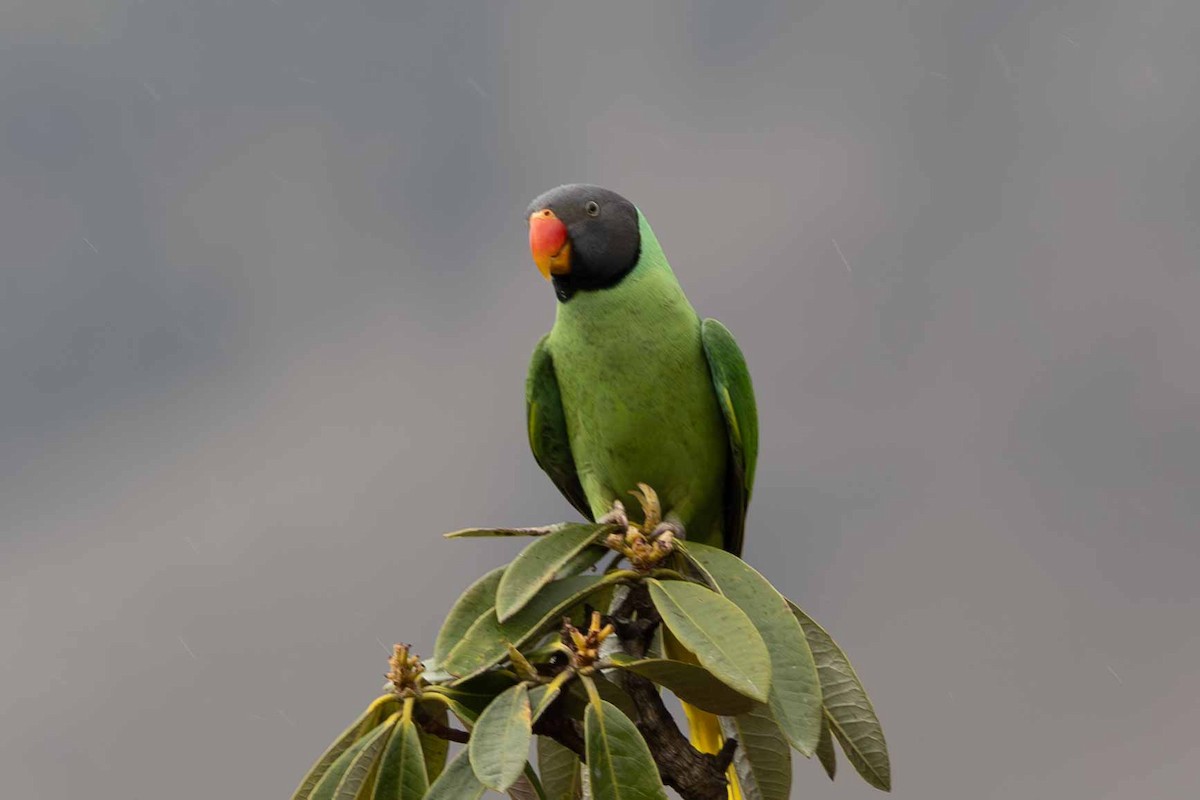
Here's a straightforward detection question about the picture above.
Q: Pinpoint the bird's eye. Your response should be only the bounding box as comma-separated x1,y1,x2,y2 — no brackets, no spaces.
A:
584,201,600,217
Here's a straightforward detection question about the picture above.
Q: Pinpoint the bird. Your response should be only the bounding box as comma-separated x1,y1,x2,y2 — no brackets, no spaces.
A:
523,184,758,799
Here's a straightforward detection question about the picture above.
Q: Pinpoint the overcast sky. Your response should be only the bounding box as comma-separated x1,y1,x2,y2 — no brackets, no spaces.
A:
2,2,1198,798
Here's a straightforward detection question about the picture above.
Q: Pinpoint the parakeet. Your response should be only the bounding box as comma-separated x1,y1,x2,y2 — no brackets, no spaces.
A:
523,184,758,798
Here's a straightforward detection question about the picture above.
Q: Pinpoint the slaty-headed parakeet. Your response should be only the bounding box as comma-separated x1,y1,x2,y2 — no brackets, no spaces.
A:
523,184,759,798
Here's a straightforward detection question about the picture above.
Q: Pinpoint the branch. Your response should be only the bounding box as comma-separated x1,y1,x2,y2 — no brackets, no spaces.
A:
532,707,588,761
415,689,588,759
611,583,737,800
414,706,470,743
414,583,737,799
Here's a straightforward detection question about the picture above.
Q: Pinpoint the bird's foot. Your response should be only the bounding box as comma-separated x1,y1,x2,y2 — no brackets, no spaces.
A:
628,483,662,531
598,499,629,530
649,516,686,548
603,484,680,572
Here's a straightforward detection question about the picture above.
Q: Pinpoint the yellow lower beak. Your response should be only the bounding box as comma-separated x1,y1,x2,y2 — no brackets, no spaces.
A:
533,240,572,281
530,210,572,281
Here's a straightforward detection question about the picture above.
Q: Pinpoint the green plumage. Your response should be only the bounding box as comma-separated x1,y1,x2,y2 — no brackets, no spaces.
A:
526,212,758,554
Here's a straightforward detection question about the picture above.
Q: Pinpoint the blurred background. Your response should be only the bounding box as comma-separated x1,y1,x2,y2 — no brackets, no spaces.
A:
2,1,1197,798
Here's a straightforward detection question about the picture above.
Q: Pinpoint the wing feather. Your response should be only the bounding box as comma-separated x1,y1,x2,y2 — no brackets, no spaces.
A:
526,335,593,520
701,319,759,555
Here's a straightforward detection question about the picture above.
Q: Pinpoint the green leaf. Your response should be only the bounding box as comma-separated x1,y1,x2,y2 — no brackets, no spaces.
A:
424,750,487,800
310,721,389,800
440,573,622,681
433,566,505,666
720,705,792,800
417,733,448,785
816,712,837,781
414,703,450,782
562,673,638,721
584,700,668,800
332,716,393,800
416,660,454,685
444,523,575,538
424,671,519,727
496,523,612,621
646,579,771,703
556,545,609,579
685,543,822,755
528,671,574,722
371,715,427,800
421,688,483,729
537,736,583,800
292,695,400,800
468,683,533,791
789,601,891,791
607,654,757,716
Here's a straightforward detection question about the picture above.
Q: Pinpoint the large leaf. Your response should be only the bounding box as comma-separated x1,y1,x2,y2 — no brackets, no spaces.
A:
424,671,519,728
309,721,389,800
607,654,756,716
789,601,891,790
420,690,476,730
528,671,575,722
371,715,427,800
441,574,619,681
685,543,822,755
424,750,487,800
584,700,668,800
468,683,533,791
528,684,561,723
720,705,792,800
292,695,400,800
646,579,771,703
538,736,583,800
331,716,393,800
556,545,609,579
433,566,505,665
496,523,612,621
562,672,638,721
816,712,837,781
444,523,572,538
415,705,450,782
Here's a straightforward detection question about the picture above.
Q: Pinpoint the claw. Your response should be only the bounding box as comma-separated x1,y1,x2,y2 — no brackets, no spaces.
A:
598,499,629,529
628,483,661,531
650,517,686,543
601,485,681,571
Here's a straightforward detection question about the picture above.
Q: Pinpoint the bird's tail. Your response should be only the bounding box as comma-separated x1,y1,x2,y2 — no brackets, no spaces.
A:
682,701,741,800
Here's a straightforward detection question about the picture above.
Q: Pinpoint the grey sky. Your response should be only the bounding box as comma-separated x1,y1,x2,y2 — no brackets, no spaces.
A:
2,2,1197,798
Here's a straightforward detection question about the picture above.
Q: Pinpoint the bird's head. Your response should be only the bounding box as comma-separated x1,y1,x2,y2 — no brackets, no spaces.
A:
526,184,641,302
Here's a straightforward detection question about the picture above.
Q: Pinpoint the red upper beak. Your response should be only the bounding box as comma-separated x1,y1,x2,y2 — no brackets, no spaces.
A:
529,209,571,280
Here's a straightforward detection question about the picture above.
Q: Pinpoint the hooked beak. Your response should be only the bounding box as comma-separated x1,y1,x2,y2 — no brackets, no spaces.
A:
529,209,571,280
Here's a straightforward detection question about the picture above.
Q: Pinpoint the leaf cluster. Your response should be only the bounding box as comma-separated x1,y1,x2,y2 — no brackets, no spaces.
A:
293,516,890,800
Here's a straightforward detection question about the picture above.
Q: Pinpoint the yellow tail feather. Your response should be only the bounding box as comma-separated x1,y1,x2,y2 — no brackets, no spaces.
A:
681,702,741,800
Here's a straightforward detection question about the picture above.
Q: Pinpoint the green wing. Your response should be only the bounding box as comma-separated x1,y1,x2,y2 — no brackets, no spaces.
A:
701,319,759,555
526,334,594,521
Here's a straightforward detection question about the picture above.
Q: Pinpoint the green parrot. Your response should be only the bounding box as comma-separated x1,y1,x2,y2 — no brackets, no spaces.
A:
523,184,758,797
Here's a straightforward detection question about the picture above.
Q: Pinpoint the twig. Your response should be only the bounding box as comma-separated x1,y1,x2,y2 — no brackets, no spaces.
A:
414,707,470,743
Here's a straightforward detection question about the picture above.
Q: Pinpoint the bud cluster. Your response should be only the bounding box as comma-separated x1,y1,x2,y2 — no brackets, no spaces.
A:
561,610,615,670
385,643,426,696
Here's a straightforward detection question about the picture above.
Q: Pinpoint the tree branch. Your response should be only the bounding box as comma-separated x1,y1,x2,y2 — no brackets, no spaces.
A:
532,708,587,761
610,583,737,800
414,706,470,743
415,582,737,800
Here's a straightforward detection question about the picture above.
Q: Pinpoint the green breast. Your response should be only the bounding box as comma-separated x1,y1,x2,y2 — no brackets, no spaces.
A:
547,215,728,546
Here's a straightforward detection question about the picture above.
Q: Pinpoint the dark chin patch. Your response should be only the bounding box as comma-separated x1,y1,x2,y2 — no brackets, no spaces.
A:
552,276,575,302
550,239,641,303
